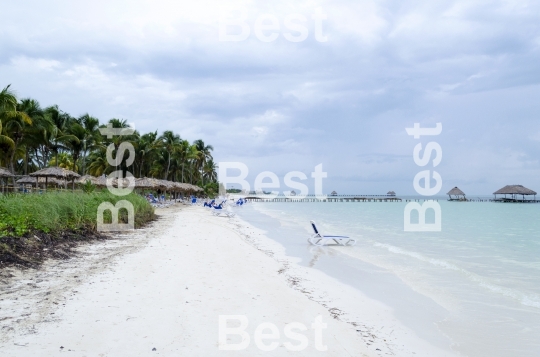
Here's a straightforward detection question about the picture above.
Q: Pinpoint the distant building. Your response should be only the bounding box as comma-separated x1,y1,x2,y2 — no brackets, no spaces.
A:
330,191,338,196
493,185,537,202
447,187,466,201
387,191,396,196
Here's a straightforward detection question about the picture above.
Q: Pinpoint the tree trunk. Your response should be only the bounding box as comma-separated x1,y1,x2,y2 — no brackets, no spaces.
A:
55,140,59,167
165,153,171,180
25,149,28,175
9,149,16,187
73,152,79,173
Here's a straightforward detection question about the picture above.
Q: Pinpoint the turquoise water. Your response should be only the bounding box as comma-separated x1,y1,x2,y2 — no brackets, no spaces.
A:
237,200,540,357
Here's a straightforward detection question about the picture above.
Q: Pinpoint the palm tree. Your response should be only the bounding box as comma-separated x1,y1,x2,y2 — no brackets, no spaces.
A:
1,96,33,182
193,139,214,185
0,86,17,169
49,152,77,171
159,130,181,180
175,140,198,183
44,105,66,167
87,145,109,176
135,131,160,178
203,159,218,183
17,99,59,174
1,84,219,191
78,114,101,175
0,85,17,111
64,122,85,173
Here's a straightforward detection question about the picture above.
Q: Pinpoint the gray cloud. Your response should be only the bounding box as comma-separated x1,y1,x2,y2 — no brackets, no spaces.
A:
1,0,539,195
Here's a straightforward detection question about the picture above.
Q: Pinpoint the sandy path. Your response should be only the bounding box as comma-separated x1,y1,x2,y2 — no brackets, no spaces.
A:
0,205,378,356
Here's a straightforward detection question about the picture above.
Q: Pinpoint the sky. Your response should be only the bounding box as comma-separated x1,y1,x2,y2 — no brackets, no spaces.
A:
1,0,539,195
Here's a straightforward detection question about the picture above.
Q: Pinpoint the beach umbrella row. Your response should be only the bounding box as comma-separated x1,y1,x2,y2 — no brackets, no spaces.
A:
16,176,69,188
12,169,203,194
28,167,81,191
78,175,203,193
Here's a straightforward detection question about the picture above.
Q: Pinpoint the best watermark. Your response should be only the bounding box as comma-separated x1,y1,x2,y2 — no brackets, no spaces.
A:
218,162,327,199
218,315,327,351
219,8,328,43
404,123,443,231
96,124,136,232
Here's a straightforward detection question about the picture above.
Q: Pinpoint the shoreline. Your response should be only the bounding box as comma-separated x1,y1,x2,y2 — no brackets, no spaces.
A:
0,204,390,356
230,207,459,357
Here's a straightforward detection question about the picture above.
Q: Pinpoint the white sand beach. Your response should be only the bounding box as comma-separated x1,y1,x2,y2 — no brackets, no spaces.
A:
0,205,456,356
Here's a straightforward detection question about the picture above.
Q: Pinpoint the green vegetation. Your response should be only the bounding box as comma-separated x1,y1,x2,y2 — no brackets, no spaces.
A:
203,182,220,198
0,191,154,238
0,84,218,187
226,188,242,193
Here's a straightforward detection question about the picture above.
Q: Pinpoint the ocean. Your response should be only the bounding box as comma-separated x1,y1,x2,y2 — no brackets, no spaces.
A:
236,199,540,357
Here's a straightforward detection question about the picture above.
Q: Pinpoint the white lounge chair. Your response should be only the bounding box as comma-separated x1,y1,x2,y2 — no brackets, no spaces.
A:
211,204,235,217
308,220,356,246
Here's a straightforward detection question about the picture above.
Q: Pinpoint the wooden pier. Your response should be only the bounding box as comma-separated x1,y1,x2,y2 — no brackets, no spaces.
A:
244,195,537,203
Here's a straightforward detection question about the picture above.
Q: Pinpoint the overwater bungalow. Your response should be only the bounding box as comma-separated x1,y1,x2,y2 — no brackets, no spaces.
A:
447,187,466,201
493,185,537,202
387,191,396,196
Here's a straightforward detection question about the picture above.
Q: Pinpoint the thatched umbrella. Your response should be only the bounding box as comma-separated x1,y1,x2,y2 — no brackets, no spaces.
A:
0,167,14,193
29,167,81,191
0,167,14,178
447,187,466,201
17,176,38,185
77,174,98,185
160,180,176,199
135,177,155,189
493,185,537,202
94,176,129,189
106,177,135,190
16,176,65,189
95,175,108,187
16,176,55,185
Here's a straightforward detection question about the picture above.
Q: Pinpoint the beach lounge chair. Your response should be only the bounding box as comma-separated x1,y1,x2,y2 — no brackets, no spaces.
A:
308,220,356,246
203,200,215,208
211,204,235,217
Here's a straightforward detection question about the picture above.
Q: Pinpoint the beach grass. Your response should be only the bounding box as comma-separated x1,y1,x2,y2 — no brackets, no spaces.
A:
0,191,154,238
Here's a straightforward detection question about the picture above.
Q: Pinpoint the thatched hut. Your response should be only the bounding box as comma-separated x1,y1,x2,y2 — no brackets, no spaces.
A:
330,191,338,196
0,167,14,193
77,174,98,185
135,177,155,189
493,185,537,202
387,191,396,196
0,167,14,178
447,187,466,201
16,176,66,189
95,175,108,187
29,167,81,191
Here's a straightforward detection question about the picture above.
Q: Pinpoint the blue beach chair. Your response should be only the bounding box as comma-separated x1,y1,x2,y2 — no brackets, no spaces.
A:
211,203,235,217
203,200,215,208
308,220,356,246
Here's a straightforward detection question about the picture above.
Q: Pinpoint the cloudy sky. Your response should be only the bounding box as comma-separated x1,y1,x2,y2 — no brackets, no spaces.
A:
1,0,539,195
